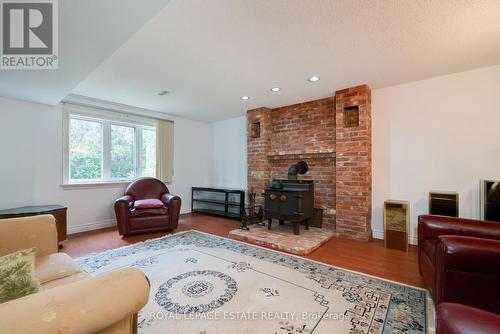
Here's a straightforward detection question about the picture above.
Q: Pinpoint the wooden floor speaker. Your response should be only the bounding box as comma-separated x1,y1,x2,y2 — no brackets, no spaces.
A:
384,200,409,251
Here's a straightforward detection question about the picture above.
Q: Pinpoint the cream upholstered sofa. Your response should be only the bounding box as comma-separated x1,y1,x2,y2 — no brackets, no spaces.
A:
0,215,150,334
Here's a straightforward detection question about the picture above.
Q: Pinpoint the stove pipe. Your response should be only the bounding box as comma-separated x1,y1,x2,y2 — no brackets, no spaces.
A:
288,161,309,180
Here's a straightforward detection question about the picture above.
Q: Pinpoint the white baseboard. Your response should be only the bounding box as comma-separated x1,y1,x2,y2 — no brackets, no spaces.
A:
372,229,417,245
68,207,193,235
68,219,116,234
372,229,384,240
68,215,420,246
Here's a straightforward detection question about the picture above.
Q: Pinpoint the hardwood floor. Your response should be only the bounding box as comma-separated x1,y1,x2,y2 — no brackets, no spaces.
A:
63,213,424,288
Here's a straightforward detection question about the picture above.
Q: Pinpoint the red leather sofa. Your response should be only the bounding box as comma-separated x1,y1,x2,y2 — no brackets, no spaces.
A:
114,177,181,236
418,215,500,314
437,303,500,334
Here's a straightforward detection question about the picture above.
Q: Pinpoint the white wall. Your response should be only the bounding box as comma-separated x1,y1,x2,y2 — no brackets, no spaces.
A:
372,65,500,243
210,116,247,190
0,96,212,233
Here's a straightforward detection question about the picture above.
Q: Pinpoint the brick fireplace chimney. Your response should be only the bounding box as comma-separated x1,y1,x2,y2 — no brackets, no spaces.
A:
335,85,372,241
247,107,272,206
246,85,372,240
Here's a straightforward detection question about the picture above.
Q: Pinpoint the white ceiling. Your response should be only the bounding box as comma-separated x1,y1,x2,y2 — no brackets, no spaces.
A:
71,0,500,122
3,1,500,122
0,0,171,105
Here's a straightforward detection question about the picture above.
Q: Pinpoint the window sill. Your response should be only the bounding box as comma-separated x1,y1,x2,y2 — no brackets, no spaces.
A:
61,181,131,190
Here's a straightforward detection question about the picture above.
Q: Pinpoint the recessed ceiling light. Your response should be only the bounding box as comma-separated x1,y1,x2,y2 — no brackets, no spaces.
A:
270,87,281,92
240,96,249,100
308,76,320,82
158,90,169,96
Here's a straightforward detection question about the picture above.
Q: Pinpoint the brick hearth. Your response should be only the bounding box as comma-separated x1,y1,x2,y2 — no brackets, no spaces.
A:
247,85,372,240
229,223,335,255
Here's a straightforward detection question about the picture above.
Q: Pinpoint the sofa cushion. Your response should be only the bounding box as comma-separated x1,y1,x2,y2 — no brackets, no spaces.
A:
0,248,40,303
134,199,164,209
130,207,168,217
35,253,82,285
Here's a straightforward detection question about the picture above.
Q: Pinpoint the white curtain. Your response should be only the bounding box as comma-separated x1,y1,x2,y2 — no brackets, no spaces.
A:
156,120,174,183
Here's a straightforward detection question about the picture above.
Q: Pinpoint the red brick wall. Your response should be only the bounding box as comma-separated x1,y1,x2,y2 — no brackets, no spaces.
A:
247,99,336,228
335,85,372,240
247,86,372,239
270,98,335,155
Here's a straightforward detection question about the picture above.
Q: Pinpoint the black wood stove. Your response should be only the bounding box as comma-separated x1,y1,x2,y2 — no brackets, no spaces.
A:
264,161,314,235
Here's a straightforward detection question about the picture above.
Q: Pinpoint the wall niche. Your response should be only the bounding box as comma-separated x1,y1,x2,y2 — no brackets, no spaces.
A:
251,122,261,138
343,105,360,128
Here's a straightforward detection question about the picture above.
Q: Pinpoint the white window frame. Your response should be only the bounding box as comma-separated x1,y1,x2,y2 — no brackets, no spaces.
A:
62,104,157,187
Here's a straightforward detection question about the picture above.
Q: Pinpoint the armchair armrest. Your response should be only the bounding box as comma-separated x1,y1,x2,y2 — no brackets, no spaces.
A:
0,215,58,257
161,193,181,229
160,193,181,206
114,195,134,235
435,236,500,313
418,215,500,240
418,215,500,241
437,236,500,276
115,195,134,207
0,268,150,334
437,303,500,334
417,215,500,263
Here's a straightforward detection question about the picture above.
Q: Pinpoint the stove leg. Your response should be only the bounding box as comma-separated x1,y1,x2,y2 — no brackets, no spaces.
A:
305,219,309,230
268,218,272,230
293,222,300,235
279,219,284,225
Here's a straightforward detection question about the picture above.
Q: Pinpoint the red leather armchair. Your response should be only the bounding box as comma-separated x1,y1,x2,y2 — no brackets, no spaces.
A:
418,215,500,314
115,177,181,236
437,303,500,334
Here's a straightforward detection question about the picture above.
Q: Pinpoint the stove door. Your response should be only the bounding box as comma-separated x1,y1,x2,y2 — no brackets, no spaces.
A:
279,193,302,216
264,190,280,215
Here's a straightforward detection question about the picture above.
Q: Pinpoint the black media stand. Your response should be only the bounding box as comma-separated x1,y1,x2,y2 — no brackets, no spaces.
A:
191,187,245,219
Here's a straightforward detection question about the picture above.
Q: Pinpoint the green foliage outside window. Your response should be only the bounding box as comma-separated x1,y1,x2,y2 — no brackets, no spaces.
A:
69,117,156,182
111,125,135,179
69,118,102,180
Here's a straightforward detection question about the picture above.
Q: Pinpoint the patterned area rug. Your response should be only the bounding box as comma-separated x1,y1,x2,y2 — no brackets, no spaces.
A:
77,230,433,334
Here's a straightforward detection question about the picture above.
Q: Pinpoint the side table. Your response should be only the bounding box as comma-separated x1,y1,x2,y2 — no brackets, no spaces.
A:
0,205,67,245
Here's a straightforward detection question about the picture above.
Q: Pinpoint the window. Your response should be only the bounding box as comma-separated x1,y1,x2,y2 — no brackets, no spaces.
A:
65,108,158,184
141,128,157,177
63,102,173,186
110,124,136,180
